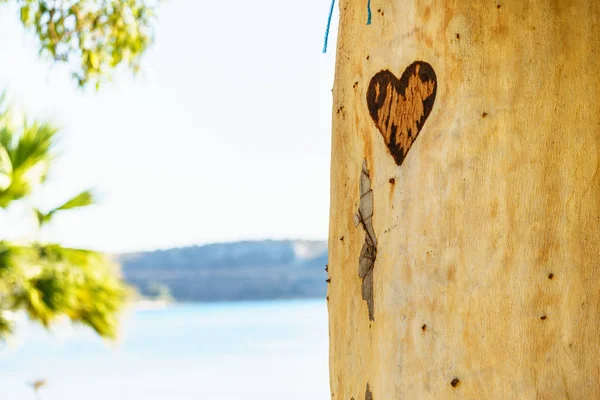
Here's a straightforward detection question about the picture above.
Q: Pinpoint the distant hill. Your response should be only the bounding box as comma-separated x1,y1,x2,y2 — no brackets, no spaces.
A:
118,240,328,302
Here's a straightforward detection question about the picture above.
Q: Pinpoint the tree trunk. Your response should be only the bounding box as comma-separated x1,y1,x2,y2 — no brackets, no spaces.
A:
327,1,600,399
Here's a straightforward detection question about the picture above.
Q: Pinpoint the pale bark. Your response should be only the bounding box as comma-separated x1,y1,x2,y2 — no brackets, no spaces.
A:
327,1,600,398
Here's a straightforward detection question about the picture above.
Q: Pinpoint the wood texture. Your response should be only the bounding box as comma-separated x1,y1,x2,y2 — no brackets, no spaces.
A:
327,1,600,399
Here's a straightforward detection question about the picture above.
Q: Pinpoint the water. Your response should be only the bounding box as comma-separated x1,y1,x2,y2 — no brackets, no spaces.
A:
0,300,330,400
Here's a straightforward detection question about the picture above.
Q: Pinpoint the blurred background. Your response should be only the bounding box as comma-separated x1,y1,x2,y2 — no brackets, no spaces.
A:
0,0,339,398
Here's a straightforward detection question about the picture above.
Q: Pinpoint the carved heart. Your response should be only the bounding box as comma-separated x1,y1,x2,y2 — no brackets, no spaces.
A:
366,61,437,166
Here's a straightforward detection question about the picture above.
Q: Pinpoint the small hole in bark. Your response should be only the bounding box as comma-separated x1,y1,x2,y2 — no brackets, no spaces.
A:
497,4,501,8
541,315,547,321
340,236,344,241
326,278,331,283
325,265,328,271
422,324,427,331
456,33,460,39
451,378,460,388
366,55,370,60
482,112,488,118
389,178,395,184
548,273,554,279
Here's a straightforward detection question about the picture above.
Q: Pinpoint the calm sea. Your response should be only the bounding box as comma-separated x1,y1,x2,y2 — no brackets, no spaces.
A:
0,299,330,400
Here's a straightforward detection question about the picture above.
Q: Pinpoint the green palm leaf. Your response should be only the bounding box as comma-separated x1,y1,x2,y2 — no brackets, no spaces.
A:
36,190,96,227
0,145,12,191
0,94,129,342
0,107,58,208
1,242,128,339
53,190,96,212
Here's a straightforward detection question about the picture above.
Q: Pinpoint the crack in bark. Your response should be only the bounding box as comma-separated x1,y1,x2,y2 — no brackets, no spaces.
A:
355,160,377,321
365,383,373,400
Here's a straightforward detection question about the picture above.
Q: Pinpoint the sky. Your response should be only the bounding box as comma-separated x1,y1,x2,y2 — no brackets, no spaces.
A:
0,0,340,253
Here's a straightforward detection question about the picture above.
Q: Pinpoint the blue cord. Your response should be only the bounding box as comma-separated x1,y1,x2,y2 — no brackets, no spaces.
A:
323,0,373,53
322,0,336,53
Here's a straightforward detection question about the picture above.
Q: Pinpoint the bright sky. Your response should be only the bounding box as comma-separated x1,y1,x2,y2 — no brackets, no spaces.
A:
0,0,339,253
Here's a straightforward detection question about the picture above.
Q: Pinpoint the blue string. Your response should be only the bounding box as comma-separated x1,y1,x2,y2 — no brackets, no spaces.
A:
322,0,336,53
323,0,373,53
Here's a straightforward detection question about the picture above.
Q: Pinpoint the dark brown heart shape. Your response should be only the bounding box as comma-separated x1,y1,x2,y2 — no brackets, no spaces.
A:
367,61,437,166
